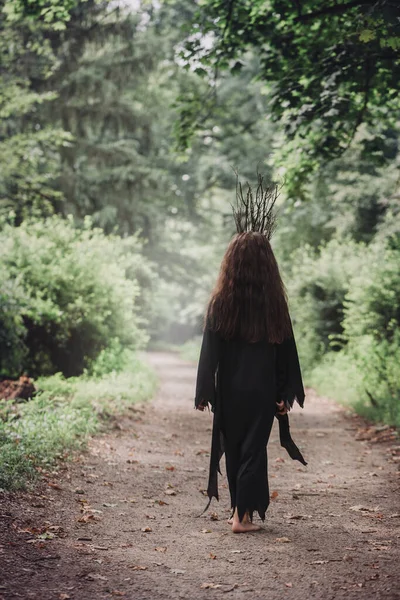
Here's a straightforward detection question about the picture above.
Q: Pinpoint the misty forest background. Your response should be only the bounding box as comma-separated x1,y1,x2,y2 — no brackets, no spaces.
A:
0,0,399,487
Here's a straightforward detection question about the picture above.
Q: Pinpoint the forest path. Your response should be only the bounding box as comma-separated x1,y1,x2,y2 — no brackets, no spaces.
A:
1,352,399,600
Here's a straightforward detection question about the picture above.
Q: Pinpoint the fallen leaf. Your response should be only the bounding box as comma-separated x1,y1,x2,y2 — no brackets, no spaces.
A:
155,547,167,552
48,483,62,490
103,503,117,508
86,573,108,581
170,569,185,575
201,583,222,589
230,550,242,554
285,582,293,588
141,527,152,533
166,466,175,471
154,500,169,506
165,490,176,496
78,514,96,523
59,594,70,600
209,553,216,560
201,529,212,534
210,512,219,521
349,505,380,513
271,491,279,500
130,565,148,571
275,537,290,543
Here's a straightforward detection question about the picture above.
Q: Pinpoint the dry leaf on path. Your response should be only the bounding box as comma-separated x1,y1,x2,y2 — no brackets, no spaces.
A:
285,582,293,588
78,514,96,523
155,547,167,552
209,553,216,560
170,569,185,575
201,529,212,534
48,483,62,490
210,512,219,521
141,526,152,532
275,537,290,543
201,583,222,589
59,594,70,600
349,505,379,512
271,491,279,500
130,565,148,571
86,573,108,581
165,490,177,496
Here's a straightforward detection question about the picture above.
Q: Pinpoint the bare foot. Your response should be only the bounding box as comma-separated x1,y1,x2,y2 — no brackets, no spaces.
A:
232,520,261,533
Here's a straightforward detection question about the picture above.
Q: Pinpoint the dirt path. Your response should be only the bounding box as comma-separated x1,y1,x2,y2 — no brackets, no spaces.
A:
1,352,399,600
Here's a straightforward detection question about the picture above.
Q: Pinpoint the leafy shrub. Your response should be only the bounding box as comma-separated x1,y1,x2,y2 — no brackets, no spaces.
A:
0,216,153,377
284,239,365,374
0,357,157,490
0,268,27,378
340,239,400,425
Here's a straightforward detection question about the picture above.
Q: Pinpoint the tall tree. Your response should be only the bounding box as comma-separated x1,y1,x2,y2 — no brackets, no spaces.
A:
181,0,400,196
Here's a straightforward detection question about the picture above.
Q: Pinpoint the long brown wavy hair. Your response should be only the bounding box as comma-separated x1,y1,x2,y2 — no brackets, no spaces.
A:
206,232,292,343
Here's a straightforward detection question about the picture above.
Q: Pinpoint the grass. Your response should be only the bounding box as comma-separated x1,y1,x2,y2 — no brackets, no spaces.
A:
0,355,157,491
307,349,400,428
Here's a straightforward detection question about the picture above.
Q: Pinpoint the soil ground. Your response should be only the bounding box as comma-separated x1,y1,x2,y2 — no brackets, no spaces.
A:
0,352,399,600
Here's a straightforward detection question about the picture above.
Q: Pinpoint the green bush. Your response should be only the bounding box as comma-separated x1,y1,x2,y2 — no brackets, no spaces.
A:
0,216,153,377
285,239,365,374
0,356,157,490
0,268,27,377
304,238,400,426
341,240,400,425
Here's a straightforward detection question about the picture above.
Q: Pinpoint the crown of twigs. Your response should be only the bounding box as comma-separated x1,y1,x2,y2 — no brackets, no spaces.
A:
232,173,279,240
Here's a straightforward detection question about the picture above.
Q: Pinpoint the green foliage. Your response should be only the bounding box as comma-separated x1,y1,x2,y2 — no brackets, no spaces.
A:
0,357,156,490
300,238,400,426
0,269,27,377
3,0,80,28
182,0,400,195
343,240,400,342
0,216,151,377
284,239,365,373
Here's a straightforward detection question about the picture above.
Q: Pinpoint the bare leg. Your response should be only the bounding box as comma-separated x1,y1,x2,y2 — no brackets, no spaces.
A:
231,508,261,533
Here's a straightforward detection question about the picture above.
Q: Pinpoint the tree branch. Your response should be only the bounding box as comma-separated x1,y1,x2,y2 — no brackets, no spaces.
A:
294,0,377,23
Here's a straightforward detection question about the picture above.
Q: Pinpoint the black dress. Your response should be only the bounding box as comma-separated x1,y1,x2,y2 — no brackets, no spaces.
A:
194,325,306,522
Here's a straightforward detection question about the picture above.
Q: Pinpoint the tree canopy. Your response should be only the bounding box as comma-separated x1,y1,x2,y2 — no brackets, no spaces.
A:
182,0,400,194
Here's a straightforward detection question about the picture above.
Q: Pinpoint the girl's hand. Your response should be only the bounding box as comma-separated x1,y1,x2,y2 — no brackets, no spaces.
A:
276,400,287,415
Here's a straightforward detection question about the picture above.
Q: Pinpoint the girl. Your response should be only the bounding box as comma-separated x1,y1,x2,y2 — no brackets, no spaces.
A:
195,178,305,533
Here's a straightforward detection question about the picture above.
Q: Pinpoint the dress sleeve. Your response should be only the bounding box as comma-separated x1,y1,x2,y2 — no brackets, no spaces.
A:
194,324,220,411
275,331,305,410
